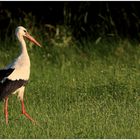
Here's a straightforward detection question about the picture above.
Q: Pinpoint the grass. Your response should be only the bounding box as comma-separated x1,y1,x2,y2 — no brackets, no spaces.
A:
0,38,140,138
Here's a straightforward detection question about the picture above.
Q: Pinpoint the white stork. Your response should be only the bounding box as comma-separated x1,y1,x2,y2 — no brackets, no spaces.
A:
0,26,41,124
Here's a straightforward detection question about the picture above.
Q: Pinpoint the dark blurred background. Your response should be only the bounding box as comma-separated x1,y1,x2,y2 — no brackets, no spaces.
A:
1,1,140,41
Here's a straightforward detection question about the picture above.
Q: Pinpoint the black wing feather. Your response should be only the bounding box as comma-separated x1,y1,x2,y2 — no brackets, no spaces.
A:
0,79,28,100
0,68,15,81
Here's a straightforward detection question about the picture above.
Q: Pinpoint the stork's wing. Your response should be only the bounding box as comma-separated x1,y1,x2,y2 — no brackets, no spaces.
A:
0,68,15,81
0,79,28,100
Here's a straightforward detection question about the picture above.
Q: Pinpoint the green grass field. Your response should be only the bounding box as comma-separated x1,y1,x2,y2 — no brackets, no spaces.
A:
0,38,140,138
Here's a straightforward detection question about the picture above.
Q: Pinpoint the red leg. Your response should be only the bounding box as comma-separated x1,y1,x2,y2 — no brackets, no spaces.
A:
4,97,8,125
21,100,36,123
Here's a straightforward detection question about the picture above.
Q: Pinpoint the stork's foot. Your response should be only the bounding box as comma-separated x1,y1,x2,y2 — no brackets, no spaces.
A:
19,99,41,126
22,111,36,124
15,112,38,125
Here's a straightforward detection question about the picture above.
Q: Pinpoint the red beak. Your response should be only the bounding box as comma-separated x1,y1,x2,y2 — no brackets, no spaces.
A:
24,32,42,47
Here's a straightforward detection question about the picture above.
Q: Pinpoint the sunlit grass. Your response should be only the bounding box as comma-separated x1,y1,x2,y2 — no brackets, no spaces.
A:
0,39,140,138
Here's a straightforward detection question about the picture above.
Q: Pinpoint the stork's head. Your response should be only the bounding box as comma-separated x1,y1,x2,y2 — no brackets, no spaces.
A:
15,26,42,47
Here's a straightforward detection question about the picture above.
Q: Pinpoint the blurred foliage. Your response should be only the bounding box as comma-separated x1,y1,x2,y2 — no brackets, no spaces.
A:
1,1,140,42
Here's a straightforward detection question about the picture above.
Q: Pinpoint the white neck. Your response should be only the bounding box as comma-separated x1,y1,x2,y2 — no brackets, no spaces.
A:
7,34,31,80
18,36,28,55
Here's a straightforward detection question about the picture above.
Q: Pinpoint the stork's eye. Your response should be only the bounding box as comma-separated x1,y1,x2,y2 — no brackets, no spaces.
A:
24,30,27,33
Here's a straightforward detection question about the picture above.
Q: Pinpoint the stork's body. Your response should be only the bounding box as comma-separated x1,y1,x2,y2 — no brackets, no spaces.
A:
0,26,41,124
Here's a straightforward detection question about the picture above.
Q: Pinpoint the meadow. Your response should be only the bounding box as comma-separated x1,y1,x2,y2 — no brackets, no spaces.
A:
0,36,140,138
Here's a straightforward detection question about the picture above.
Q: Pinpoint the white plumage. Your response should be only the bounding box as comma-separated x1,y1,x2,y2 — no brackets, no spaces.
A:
0,26,41,124
7,26,30,80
